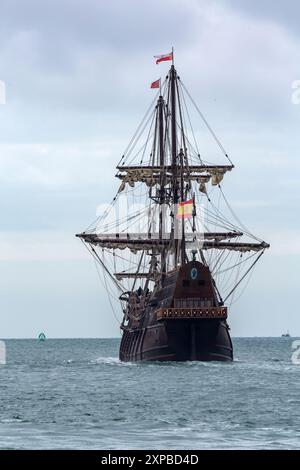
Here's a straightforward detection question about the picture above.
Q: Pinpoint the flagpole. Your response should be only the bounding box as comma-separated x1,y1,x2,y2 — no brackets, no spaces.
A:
172,46,174,65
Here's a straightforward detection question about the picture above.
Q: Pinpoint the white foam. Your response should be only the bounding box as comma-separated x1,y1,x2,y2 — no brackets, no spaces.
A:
91,357,136,366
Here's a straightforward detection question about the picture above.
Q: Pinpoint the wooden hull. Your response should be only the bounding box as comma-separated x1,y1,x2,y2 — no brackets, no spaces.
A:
119,319,233,362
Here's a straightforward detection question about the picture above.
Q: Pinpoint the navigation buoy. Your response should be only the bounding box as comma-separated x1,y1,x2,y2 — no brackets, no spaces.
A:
38,332,46,341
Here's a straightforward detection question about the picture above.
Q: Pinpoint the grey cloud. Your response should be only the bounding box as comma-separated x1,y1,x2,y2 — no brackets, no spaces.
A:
223,0,300,35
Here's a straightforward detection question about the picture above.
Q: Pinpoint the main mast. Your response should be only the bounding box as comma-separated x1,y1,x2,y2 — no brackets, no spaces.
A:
158,94,166,277
170,64,188,268
170,64,186,268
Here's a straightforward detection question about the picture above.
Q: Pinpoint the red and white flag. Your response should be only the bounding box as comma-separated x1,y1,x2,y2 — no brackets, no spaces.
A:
150,78,160,89
154,52,173,65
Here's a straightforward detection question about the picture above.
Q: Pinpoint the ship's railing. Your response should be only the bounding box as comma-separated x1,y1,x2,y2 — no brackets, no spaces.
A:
174,298,213,308
156,307,227,320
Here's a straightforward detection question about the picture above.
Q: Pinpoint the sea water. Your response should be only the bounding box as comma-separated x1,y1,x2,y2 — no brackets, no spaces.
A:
0,338,299,449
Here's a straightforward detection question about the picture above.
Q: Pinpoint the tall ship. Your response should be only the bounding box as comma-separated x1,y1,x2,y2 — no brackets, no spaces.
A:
77,53,269,362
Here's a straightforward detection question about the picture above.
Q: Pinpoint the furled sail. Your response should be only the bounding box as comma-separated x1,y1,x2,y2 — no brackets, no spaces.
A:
116,164,234,191
76,233,268,253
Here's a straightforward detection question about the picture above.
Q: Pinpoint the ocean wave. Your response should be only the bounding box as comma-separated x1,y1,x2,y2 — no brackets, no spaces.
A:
91,357,136,366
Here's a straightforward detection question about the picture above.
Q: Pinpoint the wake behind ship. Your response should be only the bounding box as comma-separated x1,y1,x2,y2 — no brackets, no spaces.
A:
77,52,269,362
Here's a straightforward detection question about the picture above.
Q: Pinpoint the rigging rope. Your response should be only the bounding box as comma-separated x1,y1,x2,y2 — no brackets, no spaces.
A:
93,256,121,326
218,185,262,242
83,241,124,293
223,250,265,303
180,79,234,166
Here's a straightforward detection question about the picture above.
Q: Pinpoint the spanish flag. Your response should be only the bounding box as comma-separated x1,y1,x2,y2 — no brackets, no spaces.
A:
176,199,193,219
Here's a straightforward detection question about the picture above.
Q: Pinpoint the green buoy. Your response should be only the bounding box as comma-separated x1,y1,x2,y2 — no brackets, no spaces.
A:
38,332,46,341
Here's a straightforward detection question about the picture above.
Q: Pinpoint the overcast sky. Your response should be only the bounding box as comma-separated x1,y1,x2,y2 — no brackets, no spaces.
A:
0,0,299,338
